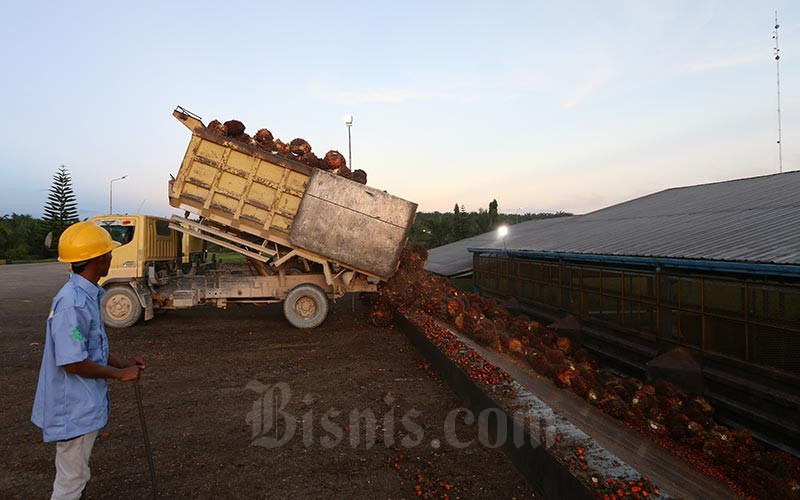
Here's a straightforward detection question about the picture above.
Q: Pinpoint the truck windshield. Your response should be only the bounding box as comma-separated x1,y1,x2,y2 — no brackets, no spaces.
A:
102,225,135,245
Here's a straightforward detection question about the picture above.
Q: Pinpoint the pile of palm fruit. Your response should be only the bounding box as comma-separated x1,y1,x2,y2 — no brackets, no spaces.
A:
206,119,367,184
372,244,800,500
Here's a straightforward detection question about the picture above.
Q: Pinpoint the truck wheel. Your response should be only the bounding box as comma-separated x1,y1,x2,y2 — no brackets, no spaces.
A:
101,286,143,328
283,284,329,329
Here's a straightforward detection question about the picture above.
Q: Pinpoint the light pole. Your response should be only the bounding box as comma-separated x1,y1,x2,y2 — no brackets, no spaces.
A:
110,175,128,214
345,114,353,168
497,225,509,253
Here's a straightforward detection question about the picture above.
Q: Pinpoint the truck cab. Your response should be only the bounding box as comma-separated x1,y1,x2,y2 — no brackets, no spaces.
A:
94,215,205,281
92,214,205,327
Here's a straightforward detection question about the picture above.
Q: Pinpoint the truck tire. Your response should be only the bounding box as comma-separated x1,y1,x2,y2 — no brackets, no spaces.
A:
101,285,144,328
283,284,329,329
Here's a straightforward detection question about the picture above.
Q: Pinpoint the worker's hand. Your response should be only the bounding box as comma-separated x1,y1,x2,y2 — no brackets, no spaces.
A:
117,365,141,382
128,356,146,370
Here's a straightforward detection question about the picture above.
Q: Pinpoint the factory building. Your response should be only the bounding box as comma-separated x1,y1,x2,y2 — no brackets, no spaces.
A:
425,171,800,452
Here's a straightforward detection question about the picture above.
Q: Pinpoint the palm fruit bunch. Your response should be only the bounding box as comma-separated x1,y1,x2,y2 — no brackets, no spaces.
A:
350,169,367,184
322,150,346,170
205,118,367,184
598,395,630,420
630,389,657,416
223,119,246,137
370,304,395,327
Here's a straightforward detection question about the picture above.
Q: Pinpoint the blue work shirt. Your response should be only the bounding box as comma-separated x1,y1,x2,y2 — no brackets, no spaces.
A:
31,273,110,442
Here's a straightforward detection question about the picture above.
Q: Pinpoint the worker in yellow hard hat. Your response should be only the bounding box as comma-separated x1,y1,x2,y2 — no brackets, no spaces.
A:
31,221,147,500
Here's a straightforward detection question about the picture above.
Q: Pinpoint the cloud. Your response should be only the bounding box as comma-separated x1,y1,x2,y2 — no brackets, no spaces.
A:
681,50,766,73
306,69,550,106
329,88,436,104
560,66,616,110
306,78,446,105
310,83,507,106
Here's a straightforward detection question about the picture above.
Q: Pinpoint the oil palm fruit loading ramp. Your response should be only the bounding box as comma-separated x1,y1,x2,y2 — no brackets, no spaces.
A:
397,311,740,499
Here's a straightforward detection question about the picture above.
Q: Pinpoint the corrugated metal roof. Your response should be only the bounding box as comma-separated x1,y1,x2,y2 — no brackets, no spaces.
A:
424,170,800,277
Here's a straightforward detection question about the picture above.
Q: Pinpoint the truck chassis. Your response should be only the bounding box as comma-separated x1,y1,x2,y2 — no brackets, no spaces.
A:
102,215,377,329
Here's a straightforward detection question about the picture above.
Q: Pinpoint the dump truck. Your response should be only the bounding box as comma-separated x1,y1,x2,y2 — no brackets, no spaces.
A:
96,106,417,329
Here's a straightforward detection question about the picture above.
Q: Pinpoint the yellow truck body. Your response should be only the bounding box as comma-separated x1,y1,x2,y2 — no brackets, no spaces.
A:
170,134,309,238
169,108,417,280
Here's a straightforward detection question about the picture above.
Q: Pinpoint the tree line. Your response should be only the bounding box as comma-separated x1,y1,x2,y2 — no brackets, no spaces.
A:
409,200,571,249
3,168,571,261
0,166,79,261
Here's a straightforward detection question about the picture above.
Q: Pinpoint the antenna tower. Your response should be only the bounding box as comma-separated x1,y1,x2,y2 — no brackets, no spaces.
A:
773,11,783,173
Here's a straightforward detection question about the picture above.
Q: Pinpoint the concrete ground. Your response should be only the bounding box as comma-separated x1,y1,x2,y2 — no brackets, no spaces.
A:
0,263,536,499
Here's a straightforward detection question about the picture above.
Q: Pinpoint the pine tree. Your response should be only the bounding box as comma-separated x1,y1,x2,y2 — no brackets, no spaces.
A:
43,165,80,241
488,199,499,229
453,203,469,240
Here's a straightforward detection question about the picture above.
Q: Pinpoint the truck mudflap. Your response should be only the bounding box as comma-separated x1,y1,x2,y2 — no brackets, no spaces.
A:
130,280,154,321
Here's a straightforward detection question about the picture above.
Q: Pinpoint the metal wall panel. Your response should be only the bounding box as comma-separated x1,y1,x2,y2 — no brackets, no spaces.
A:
474,254,800,375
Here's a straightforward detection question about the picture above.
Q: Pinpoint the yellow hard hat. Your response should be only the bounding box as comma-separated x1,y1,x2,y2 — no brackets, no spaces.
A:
58,221,121,263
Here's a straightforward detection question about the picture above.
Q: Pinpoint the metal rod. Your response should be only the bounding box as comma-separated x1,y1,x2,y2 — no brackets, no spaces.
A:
134,380,158,499
773,11,783,173
347,124,352,168
109,175,127,214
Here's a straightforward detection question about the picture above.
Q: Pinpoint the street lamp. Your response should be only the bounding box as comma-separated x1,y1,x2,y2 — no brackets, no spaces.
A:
497,225,509,253
110,175,128,214
344,114,353,168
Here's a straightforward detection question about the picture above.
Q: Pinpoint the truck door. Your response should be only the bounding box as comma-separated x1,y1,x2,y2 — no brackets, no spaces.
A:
96,217,140,280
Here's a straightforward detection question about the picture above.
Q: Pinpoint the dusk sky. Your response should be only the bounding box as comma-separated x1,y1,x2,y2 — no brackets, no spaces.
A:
1,1,798,219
